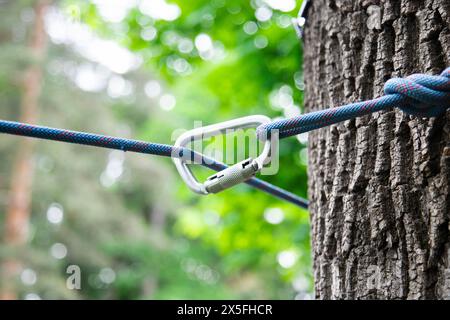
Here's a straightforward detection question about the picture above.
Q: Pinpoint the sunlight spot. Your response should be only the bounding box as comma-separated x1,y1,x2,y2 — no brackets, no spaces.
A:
195,33,213,52
107,75,133,98
74,64,109,92
276,14,292,28
299,148,308,165
47,203,64,224
264,0,296,12
106,155,124,179
264,207,284,224
294,71,305,90
139,0,181,21
92,0,137,23
21,269,37,286
159,94,176,111
297,132,308,144
277,250,298,268
284,104,301,118
83,40,140,74
178,38,194,53
255,7,272,22
100,172,114,188
270,85,294,109
145,80,162,98
50,243,68,260
243,21,258,35
99,268,116,284
295,292,313,300
162,31,179,46
140,26,157,41
292,275,309,292
168,57,191,75
24,293,41,300
254,35,268,48
101,151,125,187
227,5,241,14
175,58,191,74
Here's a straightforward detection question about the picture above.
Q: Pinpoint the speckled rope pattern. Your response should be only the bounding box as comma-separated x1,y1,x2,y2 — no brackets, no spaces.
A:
1,68,449,209
257,67,450,139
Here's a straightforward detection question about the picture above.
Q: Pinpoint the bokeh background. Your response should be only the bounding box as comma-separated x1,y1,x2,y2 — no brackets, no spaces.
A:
0,0,310,299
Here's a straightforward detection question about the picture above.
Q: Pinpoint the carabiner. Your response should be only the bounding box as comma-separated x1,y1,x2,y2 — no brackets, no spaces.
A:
173,115,272,195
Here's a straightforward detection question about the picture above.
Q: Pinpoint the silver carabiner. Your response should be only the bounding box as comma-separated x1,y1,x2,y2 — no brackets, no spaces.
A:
173,115,272,195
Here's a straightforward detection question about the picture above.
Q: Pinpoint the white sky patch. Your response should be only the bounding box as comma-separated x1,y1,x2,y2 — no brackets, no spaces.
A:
92,0,137,23
107,75,134,98
264,0,296,12
139,0,181,21
75,64,109,92
45,8,141,74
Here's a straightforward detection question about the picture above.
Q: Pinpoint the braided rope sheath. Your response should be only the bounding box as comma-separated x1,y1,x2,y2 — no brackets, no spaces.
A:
257,67,450,139
0,119,309,208
0,68,448,209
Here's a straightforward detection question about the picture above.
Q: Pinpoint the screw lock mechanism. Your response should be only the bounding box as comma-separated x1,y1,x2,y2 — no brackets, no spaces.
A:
173,115,273,195
204,158,259,194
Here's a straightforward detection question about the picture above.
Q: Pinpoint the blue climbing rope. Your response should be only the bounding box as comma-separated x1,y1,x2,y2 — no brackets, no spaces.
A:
0,119,309,208
0,68,449,209
256,68,450,139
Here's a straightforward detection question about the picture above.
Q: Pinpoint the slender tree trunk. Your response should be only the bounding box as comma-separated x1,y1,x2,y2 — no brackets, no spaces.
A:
1,0,49,300
304,0,450,299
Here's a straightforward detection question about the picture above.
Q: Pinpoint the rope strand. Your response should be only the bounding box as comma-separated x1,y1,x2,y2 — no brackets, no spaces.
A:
0,119,309,209
257,67,450,139
0,68,449,209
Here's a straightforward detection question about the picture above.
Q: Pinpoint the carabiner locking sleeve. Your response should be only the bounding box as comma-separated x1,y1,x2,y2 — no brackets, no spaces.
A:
172,115,273,195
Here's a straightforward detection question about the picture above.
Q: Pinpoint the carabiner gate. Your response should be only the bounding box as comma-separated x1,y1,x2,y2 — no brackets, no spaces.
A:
173,115,272,195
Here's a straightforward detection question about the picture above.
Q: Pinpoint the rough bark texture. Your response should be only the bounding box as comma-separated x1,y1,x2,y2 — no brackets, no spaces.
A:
0,0,48,300
304,0,450,299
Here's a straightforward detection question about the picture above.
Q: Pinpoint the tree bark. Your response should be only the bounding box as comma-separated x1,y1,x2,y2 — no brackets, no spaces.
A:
304,0,450,299
1,0,49,300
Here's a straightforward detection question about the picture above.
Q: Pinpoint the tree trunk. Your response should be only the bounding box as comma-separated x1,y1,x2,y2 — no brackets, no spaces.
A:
304,0,450,299
1,0,49,300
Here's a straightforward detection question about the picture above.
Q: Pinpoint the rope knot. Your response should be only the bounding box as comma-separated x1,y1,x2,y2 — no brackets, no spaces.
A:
383,67,450,117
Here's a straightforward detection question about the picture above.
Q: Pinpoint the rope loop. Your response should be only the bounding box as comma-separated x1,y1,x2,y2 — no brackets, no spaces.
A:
384,67,450,117
257,68,450,140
